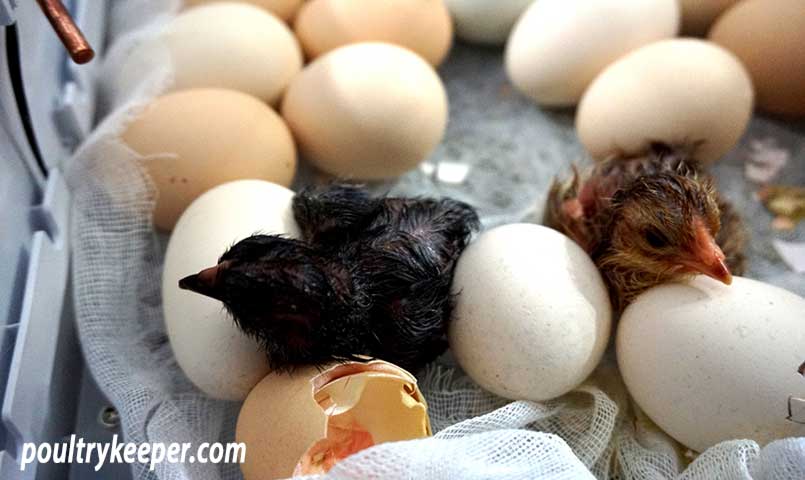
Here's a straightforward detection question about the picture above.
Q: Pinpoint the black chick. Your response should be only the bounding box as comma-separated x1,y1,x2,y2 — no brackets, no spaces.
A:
179,184,480,372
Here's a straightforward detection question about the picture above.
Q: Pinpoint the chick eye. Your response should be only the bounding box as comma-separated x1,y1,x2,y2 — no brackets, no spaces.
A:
644,229,669,249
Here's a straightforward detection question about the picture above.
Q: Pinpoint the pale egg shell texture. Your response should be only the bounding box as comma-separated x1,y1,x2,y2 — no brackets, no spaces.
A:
281,43,447,180
617,276,805,452
162,180,300,401
237,366,328,480
445,0,532,46
149,3,302,104
184,0,305,22
123,88,296,230
294,0,453,66
576,39,754,164
709,0,805,117
505,0,679,106
449,224,612,401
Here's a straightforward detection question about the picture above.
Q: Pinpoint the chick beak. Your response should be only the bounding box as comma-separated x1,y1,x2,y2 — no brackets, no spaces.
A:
681,220,733,285
179,264,225,301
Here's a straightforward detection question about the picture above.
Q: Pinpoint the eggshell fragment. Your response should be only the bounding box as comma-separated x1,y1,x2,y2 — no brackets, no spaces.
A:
123,3,302,104
444,0,532,46
184,0,305,22
237,366,328,480
163,180,300,400
618,276,805,452
294,0,453,66
123,89,296,230
576,39,754,164
449,224,612,401
281,43,447,180
295,360,431,475
709,0,805,117
505,0,679,106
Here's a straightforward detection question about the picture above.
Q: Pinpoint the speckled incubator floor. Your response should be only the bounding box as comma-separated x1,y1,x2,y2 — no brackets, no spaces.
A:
351,43,805,297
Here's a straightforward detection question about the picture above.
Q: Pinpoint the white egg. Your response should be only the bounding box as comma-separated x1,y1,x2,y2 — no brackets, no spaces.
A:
449,224,612,401
505,0,679,106
162,180,300,400
576,39,754,164
618,276,805,452
444,0,532,46
121,2,302,104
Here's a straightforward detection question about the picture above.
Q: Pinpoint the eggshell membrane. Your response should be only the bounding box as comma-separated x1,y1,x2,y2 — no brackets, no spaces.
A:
152,3,302,104
294,0,453,66
709,0,805,117
237,367,328,480
281,43,447,180
617,276,805,452
444,0,532,46
678,0,739,36
123,89,296,230
184,0,305,21
163,180,300,401
505,0,679,106
449,224,612,401
576,39,754,164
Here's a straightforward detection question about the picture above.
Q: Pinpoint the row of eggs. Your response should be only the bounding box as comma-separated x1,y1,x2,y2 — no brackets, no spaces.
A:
163,179,805,478
118,0,804,232
117,0,805,475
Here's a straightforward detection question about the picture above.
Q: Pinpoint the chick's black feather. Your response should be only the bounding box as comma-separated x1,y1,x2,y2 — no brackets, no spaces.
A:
180,184,480,372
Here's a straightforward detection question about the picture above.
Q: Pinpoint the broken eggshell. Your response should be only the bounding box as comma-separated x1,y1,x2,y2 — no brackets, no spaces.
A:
237,366,330,480
294,360,432,476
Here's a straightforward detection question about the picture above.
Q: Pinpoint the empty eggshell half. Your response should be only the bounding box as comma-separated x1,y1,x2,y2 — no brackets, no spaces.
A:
123,3,302,104
617,276,805,452
444,0,532,46
449,224,612,401
576,39,753,164
281,43,447,180
123,88,296,230
709,0,805,117
163,180,300,401
505,0,679,106
294,0,453,66
184,0,305,22
237,366,328,480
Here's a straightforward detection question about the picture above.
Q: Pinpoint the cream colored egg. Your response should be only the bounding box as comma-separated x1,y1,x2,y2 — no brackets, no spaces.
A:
163,180,301,401
449,224,612,401
294,0,453,66
237,367,327,480
617,276,805,452
184,0,305,22
505,0,679,106
281,43,447,180
709,0,805,117
444,0,532,46
123,89,296,230
678,0,739,36
125,3,302,104
576,39,753,164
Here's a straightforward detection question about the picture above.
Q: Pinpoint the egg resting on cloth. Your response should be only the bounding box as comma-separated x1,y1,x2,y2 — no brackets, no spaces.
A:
294,360,431,476
179,184,479,372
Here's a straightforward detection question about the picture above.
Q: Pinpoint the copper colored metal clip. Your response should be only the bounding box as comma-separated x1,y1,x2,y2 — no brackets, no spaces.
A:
36,0,94,64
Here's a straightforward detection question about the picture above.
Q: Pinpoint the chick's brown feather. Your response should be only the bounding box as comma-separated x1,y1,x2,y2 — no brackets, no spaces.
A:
545,143,746,310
